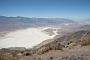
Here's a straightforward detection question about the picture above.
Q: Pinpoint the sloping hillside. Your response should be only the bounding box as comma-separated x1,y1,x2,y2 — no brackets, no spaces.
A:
34,30,90,54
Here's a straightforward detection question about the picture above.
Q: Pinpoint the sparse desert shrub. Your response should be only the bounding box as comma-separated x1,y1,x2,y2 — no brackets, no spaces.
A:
36,42,63,55
38,58,41,60
50,56,53,59
0,50,24,60
0,53,17,60
81,37,90,46
24,52,32,56
50,42,63,50
68,43,77,49
37,47,49,55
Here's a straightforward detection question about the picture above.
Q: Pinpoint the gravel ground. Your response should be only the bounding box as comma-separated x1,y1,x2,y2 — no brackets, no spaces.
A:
19,45,90,60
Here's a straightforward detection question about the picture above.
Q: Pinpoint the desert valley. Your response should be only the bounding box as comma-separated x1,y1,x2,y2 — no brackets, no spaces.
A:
0,16,90,60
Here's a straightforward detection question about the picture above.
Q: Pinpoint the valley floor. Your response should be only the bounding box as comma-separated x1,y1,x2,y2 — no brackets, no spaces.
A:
0,27,61,49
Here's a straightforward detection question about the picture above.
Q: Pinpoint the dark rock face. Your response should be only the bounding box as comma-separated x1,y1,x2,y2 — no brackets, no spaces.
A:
24,53,32,56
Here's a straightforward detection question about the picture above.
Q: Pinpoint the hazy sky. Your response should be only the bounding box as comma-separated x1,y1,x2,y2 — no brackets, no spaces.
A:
0,0,90,20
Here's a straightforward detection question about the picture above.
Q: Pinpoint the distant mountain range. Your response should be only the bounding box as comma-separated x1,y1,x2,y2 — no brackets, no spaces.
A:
0,16,75,31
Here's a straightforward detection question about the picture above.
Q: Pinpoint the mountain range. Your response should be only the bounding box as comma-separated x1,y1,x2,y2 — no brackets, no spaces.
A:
0,16,75,32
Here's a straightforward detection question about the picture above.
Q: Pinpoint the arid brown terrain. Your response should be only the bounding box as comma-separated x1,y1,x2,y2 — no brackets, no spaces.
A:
0,25,90,60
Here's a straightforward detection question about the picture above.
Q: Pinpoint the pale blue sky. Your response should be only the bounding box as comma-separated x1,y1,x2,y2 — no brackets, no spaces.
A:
0,0,90,20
